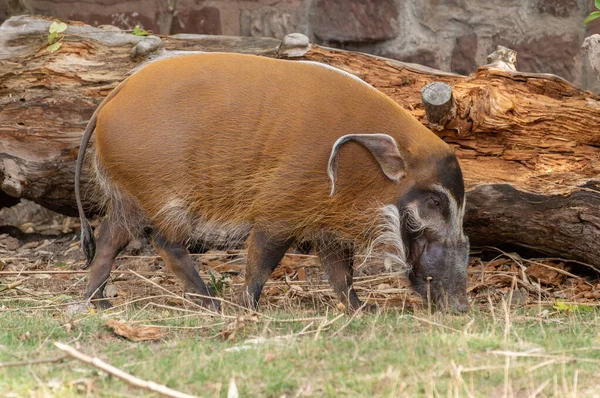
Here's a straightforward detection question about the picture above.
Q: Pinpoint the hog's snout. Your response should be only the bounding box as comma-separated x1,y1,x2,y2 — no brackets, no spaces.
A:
440,292,470,314
408,237,470,312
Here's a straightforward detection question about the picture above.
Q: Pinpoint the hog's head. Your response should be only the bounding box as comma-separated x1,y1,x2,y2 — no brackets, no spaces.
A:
399,154,470,312
328,133,470,312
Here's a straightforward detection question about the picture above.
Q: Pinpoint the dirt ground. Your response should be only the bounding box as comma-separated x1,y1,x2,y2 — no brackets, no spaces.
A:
1,200,599,312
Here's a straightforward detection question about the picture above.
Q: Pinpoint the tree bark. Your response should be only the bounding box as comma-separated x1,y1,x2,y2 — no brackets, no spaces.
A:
1,16,599,268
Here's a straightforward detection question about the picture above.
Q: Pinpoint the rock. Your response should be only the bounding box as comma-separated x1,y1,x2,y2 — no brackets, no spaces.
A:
69,11,159,33
491,33,580,81
381,48,440,70
170,7,221,35
451,33,478,76
130,35,162,58
583,34,600,82
486,45,517,71
6,0,33,17
311,0,399,43
104,284,118,298
277,33,310,58
240,7,305,39
66,302,90,316
534,0,579,17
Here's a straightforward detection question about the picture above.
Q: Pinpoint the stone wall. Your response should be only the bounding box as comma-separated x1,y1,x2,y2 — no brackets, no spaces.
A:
2,0,599,92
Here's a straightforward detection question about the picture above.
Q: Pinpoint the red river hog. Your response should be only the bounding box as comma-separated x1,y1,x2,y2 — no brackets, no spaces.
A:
75,52,470,313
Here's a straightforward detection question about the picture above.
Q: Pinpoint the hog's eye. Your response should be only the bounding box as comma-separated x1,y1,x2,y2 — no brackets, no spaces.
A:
428,196,441,208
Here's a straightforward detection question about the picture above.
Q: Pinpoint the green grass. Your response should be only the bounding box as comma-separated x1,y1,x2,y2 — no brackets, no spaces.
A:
1,301,599,397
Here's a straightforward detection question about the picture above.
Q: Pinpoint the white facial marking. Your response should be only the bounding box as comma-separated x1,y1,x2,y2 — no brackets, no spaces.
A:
430,184,465,240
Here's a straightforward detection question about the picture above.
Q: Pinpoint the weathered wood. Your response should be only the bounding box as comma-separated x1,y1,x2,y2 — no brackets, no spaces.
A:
1,16,599,267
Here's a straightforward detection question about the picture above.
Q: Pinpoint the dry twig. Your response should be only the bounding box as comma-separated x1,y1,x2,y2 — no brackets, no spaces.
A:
0,355,68,368
54,342,197,398
0,279,26,292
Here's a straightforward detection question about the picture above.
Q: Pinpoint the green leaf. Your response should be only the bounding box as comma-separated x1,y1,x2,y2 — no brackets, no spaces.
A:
47,31,58,44
56,22,68,33
596,0,600,11
49,21,68,34
584,11,600,24
46,42,62,53
553,300,570,311
552,300,593,313
132,24,149,36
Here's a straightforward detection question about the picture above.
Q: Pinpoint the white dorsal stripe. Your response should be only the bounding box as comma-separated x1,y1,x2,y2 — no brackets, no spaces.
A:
131,52,376,92
297,60,375,88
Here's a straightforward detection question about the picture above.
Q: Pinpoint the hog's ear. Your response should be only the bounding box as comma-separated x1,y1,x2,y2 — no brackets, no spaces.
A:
327,133,406,196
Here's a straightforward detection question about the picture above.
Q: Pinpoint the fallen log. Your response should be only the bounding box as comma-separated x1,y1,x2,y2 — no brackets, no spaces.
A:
1,16,599,267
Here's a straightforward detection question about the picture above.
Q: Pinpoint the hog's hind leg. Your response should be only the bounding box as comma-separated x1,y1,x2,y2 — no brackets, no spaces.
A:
152,233,221,312
84,217,131,309
241,227,294,310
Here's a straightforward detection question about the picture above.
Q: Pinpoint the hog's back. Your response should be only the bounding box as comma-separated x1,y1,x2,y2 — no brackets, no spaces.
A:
94,53,439,234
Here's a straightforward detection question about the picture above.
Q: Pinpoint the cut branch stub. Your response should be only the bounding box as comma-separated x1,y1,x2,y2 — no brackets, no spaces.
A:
421,81,454,129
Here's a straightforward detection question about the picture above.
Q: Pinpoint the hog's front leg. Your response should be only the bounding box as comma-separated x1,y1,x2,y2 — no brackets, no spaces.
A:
316,239,376,312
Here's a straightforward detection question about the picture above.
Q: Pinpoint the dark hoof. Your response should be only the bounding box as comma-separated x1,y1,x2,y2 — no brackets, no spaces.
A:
204,299,221,313
236,291,259,312
186,294,222,313
88,297,113,310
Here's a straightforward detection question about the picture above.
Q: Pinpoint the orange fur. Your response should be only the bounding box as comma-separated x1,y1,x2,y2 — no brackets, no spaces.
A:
92,53,452,250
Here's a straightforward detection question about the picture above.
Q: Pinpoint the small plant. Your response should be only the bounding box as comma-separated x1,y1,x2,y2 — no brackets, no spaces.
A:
585,0,600,24
207,271,229,297
553,300,593,313
132,24,149,36
47,21,67,52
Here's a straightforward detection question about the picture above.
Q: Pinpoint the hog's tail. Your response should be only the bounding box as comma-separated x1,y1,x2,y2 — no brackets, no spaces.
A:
74,75,133,268
75,113,98,267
